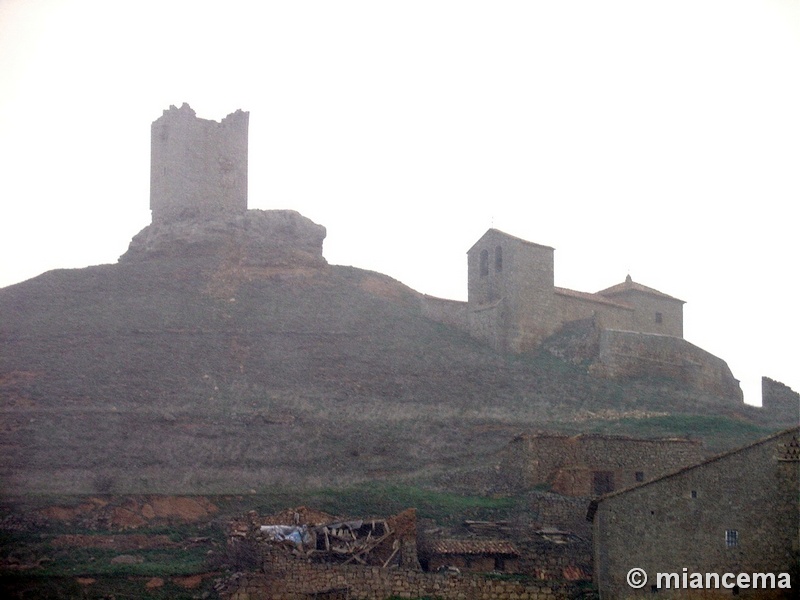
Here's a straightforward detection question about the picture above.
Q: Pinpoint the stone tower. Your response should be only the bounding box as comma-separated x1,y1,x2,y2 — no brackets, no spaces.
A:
467,229,557,352
150,103,249,223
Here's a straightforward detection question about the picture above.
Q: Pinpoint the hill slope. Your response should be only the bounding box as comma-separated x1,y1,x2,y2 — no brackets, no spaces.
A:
0,211,770,495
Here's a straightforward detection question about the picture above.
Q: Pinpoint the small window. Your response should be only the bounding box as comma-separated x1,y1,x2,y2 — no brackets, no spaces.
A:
495,245,503,272
691,490,697,499
635,471,644,482
592,471,615,495
479,250,489,277
725,529,738,548
655,312,663,324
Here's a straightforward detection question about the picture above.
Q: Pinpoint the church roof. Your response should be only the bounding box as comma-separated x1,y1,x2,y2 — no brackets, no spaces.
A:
467,228,554,254
554,287,633,309
597,275,685,303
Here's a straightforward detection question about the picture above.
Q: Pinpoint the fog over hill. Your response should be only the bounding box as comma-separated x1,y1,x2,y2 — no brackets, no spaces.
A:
0,209,782,496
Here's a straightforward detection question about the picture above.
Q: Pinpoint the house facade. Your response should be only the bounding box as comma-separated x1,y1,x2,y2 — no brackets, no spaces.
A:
499,432,705,497
591,427,799,599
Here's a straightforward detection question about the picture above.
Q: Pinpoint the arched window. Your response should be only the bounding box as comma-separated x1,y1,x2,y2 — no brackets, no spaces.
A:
495,245,503,272
480,249,489,277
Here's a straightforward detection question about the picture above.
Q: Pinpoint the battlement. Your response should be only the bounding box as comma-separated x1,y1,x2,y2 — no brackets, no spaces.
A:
150,103,249,223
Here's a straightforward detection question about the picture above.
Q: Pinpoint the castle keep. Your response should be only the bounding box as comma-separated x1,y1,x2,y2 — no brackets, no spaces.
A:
150,103,249,223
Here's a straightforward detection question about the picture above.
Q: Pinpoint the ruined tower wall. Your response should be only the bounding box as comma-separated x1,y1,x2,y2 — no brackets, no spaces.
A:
150,103,249,223
762,377,799,426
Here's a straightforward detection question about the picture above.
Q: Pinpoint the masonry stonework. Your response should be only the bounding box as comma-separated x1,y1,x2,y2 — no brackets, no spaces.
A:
592,427,800,599
499,432,704,497
762,377,800,427
422,228,742,401
150,103,249,223
591,330,743,401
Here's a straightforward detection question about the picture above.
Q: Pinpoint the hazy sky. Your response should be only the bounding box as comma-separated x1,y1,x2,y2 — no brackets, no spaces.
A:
1,0,798,405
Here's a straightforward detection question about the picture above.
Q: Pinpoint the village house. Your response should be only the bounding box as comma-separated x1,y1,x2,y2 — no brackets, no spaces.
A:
590,426,799,599
420,539,521,573
499,432,705,497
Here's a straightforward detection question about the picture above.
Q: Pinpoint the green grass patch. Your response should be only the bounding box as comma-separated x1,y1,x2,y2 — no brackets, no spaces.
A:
308,483,519,525
574,413,775,453
1,545,210,579
224,482,521,526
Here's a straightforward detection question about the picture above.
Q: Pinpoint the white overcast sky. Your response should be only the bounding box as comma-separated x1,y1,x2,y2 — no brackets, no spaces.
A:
1,0,798,405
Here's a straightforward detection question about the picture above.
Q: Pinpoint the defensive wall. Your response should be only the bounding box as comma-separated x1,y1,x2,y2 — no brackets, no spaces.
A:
591,329,744,401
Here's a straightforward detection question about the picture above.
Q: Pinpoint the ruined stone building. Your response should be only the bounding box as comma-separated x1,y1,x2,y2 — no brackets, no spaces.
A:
762,377,800,427
590,427,799,599
499,432,704,497
150,103,249,223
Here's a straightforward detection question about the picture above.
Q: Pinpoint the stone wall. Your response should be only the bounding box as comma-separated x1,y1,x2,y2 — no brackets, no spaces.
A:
553,288,633,335
468,230,557,353
519,534,593,581
525,492,594,537
762,377,799,427
499,432,704,497
591,329,743,401
223,561,581,600
150,103,249,223
419,295,469,330
593,427,799,599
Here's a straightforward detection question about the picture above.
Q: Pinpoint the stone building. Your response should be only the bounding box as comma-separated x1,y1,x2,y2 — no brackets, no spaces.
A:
465,229,685,352
465,230,684,353
499,432,704,497
591,426,799,599
150,103,249,223
420,539,521,573
422,228,742,400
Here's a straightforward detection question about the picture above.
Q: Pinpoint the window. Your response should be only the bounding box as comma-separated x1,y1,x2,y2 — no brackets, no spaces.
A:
725,529,739,548
592,471,615,495
691,490,697,499
495,245,503,272
480,250,489,277
635,471,644,482
655,312,663,324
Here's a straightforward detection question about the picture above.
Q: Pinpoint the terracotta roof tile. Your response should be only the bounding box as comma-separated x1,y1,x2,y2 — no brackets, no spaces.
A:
597,276,684,303
424,539,520,556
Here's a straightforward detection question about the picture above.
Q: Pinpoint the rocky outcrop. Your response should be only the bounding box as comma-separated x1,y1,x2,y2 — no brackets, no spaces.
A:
120,209,327,268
